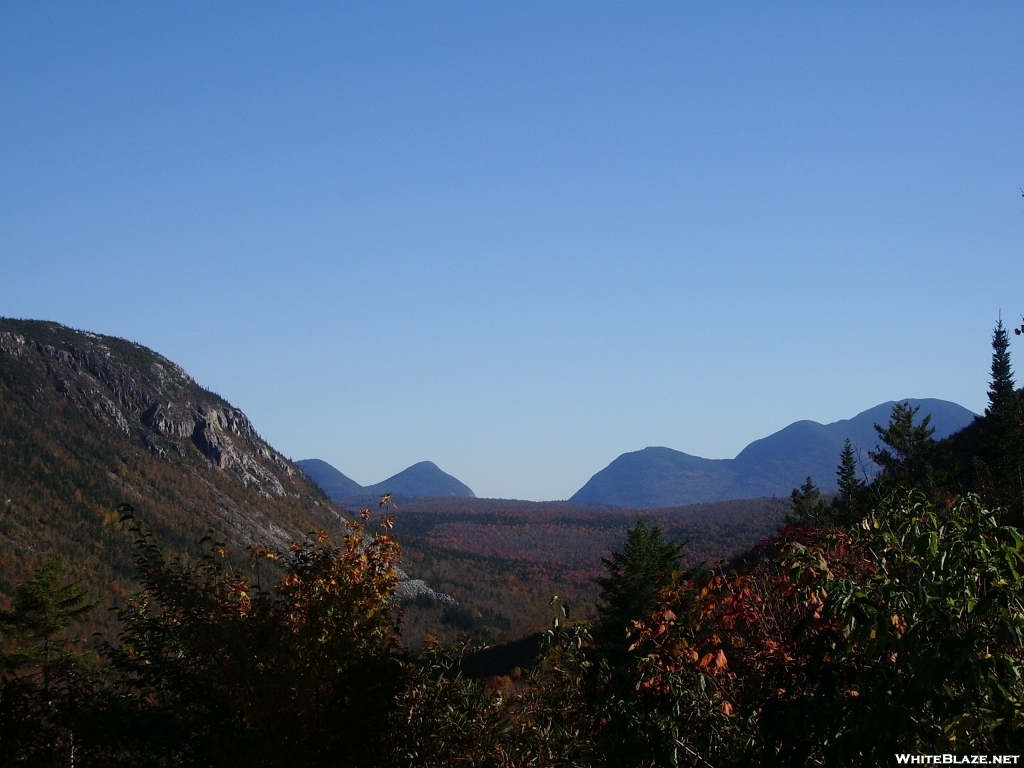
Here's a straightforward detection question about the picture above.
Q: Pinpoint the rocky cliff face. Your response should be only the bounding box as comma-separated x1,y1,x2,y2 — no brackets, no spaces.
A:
1,326,293,501
0,319,347,595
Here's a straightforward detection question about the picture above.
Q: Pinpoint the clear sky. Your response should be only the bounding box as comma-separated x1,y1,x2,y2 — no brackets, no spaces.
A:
2,3,1022,500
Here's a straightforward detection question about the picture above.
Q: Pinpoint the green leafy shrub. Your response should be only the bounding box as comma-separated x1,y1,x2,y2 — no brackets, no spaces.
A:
622,493,1024,766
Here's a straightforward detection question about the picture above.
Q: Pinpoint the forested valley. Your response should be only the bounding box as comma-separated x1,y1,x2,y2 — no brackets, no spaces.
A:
2,319,1024,766
391,496,789,648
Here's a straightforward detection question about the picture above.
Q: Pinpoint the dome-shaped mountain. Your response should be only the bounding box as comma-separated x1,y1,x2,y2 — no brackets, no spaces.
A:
364,461,475,499
295,459,364,499
566,447,737,509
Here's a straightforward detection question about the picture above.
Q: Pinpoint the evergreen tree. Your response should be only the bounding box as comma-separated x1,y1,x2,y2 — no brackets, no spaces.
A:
591,521,694,765
833,438,866,522
987,317,1015,415
593,520,685,662
980,317,1024,520
0,560,97,767
787,476,828,524
870,402,936,492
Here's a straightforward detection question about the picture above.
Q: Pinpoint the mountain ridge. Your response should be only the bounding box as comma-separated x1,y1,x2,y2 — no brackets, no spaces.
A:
570,399,976,508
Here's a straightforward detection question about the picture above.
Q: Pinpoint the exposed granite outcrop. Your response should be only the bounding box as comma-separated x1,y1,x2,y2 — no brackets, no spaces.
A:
393,568,456,605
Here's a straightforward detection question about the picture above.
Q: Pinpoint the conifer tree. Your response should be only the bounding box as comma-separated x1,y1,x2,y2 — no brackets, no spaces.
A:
787,476,828,524
980,317,1024,520
593,520,685,662
987,317,1015,416
590,521,694,765
833,438,866,522
0,560,96,767
870,402,936,492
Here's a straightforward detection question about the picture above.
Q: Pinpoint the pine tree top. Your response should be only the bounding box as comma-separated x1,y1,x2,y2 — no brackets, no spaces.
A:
987,318,1015,416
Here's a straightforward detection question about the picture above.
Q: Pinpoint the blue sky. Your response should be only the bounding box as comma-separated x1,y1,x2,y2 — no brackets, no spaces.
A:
2,3,1022,500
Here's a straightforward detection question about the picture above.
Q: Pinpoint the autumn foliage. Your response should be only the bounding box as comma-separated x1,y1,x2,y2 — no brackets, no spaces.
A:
2,320,1024,765
97,511,405,767
618,494,1024,764
2,490,1024,766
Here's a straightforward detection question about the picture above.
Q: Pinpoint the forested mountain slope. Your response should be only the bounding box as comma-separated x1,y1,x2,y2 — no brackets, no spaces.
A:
0,319,348,600
389,495,789,647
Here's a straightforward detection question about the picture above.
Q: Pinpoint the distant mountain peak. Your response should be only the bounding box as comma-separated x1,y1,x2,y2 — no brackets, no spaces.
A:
295,459,363,500
365,460,476,499
297,459,475,502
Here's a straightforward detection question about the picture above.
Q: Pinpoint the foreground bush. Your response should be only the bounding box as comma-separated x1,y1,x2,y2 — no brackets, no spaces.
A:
101,514,407,767
623,493,1024,766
